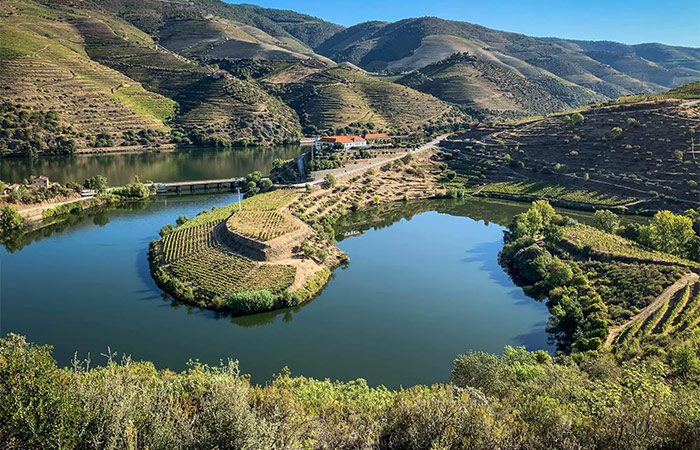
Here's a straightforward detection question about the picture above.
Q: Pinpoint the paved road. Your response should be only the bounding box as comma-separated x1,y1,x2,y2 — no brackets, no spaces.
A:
300,134,449,186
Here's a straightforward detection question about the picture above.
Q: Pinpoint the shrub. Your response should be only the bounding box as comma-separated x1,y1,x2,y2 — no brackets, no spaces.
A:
323,174,336,189
227,290,276,314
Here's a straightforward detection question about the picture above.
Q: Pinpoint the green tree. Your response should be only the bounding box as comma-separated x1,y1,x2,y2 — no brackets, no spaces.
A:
647,210,695,257
0,206,22,232
83,175,107,192
323,174,336,189
593,209,620,233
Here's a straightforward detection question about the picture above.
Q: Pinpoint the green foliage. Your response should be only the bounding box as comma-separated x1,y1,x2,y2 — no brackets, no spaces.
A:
0,103,76,157
227,290,276,314
4,334,700,450
323,173,336,189
83,175,107,192
111,182,150,199
593,209,620,233
0,206,22,233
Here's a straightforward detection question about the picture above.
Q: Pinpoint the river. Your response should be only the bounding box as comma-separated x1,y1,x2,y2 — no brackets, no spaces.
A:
0,146,304,186
0,188,563,387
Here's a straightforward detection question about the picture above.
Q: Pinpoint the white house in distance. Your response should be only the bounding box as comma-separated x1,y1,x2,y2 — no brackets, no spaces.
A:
315,135,367,151
32,175,50,189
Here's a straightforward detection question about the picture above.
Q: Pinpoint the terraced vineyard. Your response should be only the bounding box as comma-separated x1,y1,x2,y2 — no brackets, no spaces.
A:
150,189,305,312
279,67,465,132
615,277,700,345
226,210,300,242
479,181,634,206
161,223,216,263
0,1,175,150
170,245,295,297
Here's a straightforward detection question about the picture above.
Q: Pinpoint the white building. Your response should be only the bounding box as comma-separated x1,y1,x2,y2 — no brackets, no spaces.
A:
315,135,367,151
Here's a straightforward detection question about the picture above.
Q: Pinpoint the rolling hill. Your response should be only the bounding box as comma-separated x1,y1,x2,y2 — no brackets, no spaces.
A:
315,17,700,104
396,52,575,120
269,66,466,135
1,0,699,155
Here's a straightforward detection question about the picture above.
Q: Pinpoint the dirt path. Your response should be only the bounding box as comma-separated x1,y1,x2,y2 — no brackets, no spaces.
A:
605,272,699,346
17,196,93,216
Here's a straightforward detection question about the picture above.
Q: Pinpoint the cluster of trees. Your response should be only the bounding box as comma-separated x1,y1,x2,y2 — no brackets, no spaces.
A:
242,171,273,196
500,201,609,352
0,102,77,157
594,208,700,262
2,333,699,449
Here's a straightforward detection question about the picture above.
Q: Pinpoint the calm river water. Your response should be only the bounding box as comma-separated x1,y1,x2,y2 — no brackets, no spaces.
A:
0,189,563,387
0,146,304,186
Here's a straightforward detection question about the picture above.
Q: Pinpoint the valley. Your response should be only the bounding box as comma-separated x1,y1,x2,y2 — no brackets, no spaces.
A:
1,1,700,448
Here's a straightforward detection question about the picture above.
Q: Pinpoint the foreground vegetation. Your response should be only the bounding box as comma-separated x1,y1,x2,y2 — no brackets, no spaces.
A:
2,332,700,449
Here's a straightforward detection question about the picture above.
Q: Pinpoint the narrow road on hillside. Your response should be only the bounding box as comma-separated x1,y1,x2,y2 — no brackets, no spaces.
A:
605,272,699,347
300,134,448,186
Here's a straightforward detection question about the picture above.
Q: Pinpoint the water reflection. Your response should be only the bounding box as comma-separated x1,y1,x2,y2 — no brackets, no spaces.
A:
0,146,304,185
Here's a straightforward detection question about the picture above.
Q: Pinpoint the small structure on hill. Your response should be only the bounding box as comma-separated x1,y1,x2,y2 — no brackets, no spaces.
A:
315,135,367,151
32,176,50,189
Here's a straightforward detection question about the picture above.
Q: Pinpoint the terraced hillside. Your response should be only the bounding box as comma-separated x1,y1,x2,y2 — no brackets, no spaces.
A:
0,0,175,152
84,0,342,59
0,0,306,149
611,275,700,346
276,67,466,135
443,85,700,212
397,53,571,119
316,17,700,102
150,189,334,314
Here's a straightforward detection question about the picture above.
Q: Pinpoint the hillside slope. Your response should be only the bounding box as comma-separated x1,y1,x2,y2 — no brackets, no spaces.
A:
397,53,571,119
269,66,467,135
442,83,700,212
0,0,176,154
316,17,700,103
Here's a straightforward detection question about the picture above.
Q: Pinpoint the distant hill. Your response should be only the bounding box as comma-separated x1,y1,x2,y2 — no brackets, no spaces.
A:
315,17,700,103
396,53,584,120
1,0,698,155
268,66,465,135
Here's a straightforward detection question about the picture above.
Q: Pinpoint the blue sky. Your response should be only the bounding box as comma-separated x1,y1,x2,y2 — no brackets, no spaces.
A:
230,0,700,47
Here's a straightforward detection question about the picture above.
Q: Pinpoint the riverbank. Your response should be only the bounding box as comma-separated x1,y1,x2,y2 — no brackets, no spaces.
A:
148,145,446,315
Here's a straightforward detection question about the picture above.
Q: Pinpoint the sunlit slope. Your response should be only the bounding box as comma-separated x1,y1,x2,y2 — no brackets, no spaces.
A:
0,0,175,147
316,17,700,103
276,67,465,134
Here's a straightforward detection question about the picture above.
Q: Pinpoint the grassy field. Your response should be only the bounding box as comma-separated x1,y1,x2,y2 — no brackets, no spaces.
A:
565,224,698,266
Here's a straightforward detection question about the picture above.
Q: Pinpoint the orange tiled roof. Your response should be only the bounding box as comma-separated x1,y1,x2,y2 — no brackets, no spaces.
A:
319,135,365,143
364,133,390,139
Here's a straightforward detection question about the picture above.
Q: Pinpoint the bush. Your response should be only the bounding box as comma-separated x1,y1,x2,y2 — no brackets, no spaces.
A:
0,206,22,233
323,174,336,189
227,290,276,314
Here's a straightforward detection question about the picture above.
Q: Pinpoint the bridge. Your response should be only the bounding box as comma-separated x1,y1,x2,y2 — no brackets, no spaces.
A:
147,178,245,194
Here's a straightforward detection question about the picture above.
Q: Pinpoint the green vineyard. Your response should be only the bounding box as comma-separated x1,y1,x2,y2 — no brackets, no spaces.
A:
565,225,699,267
170,245,295,298
617,279,700,344
150,188,306,314
161,223,216,263
226,210,300,242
